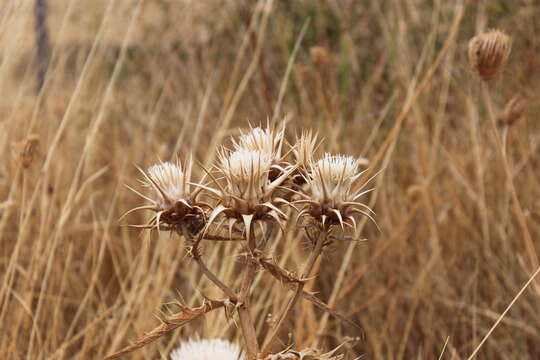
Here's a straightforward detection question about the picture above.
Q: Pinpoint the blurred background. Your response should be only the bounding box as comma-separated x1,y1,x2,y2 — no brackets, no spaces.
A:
1,0,540,358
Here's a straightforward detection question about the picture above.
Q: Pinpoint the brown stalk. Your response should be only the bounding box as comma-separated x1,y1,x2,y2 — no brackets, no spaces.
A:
181,227,237,300
237,224,261,359
262,229,327,354
481,82,539,274
257,252,360,330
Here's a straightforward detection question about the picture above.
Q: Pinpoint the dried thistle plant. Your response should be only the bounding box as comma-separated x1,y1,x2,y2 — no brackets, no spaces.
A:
110,124,375,360
468,29,511,81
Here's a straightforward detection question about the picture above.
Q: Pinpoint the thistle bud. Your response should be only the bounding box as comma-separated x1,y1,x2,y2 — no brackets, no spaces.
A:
498,94,528,126
468,30,511,81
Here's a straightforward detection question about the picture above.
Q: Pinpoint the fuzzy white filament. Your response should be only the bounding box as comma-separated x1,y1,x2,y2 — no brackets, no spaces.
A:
170,338,245,360
146,161,187,206
234,127,281,156
310,154,362,203
219,149,272,200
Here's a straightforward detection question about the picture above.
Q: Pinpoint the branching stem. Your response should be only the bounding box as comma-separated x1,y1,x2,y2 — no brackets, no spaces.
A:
181,227,237,300
262,228,327,354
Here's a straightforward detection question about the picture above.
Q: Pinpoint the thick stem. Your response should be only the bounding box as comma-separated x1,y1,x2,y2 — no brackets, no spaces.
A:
262,229,327,354
237,225,260,359
181,228,236,299
481,82,538,271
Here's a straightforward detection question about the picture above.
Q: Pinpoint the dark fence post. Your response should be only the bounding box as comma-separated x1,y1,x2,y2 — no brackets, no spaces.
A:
35,0,50,93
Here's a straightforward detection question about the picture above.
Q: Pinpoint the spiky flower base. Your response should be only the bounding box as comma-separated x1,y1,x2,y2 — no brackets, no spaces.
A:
261,348,344,360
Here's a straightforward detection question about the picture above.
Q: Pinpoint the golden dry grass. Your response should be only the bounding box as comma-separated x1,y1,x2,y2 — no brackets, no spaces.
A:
1,0,540,359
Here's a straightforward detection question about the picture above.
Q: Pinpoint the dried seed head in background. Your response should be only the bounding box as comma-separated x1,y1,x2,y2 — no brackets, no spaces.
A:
468,29,511,81
499,94,528,126
310,46,330,66
297,153,376,231
169,338,245,360
406,184,423,206
12,134,40,168
124,158,206,234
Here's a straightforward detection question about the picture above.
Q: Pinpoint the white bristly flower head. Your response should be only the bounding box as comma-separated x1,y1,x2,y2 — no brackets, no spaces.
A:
233,126,284,159
170,338,245,360
310,154,362,204
145,161,190,208
123,157,206,234
296,153,377,231
220,149,272,202
196,147,296,241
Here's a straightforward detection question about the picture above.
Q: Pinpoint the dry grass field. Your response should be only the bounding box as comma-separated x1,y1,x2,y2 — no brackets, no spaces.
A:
1,0,540,359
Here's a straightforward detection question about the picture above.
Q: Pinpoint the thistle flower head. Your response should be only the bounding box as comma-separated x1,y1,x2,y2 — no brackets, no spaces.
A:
468,29,511,81
197,147,296,241
170,338,245,360
296,153,376,231
123,158,206,234
145,161,190,207
220,149,272,202
310,154,361,204
234,126,284,159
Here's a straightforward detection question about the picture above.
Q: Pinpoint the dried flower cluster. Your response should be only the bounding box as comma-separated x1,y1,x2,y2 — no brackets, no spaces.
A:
116,123,376,360
127,124,374,241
